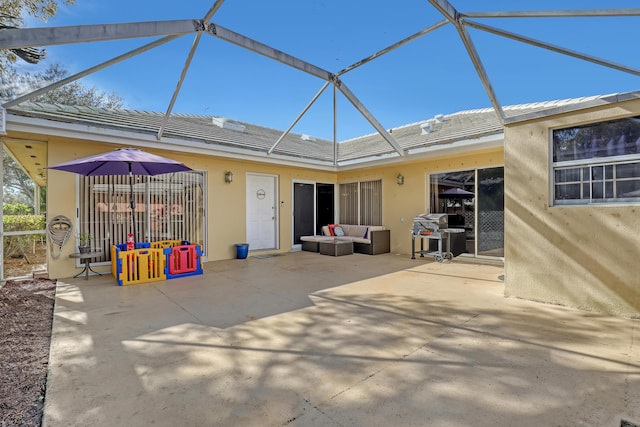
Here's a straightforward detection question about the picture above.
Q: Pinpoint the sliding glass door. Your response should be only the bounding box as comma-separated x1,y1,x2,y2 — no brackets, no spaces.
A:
293,183,315,244
292,181,335,246
429,170,476,255
429,167,504,258
477,167,504,257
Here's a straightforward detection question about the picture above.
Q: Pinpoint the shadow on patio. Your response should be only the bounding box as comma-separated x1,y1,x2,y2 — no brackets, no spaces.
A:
43,252,639,427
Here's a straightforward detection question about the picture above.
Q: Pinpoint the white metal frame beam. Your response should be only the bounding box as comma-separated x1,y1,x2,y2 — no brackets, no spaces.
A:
0,20,198,48
203,22,334,82
428,0,458,22
463,9,640,19
2,35,181,109
427,0,506,123
157,1,227,139
335,78,404,156
333,84,338,165
463,19,640,77
2,3,640,160
337,20,449,77
268,81,331,155
202,22,405,155
0,15,405,156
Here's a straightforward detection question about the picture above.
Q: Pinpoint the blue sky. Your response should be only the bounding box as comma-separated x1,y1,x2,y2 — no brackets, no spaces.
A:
19,0,640,140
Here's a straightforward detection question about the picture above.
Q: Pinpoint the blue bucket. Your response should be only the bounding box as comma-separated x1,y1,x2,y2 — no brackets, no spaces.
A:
235,243,249,259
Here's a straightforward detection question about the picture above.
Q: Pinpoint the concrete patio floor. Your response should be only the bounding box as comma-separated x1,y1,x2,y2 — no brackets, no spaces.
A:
44,252,639,426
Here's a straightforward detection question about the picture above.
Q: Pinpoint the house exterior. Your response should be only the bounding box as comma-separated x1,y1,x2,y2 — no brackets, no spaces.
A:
2,91,639,317
504,93,640,317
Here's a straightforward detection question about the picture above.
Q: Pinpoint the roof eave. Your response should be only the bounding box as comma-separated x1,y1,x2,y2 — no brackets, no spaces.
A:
338,132,504,170
6,113,339,171
504,91,640,125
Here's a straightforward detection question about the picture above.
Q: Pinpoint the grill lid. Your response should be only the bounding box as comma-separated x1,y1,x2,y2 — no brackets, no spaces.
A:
420,213,448,226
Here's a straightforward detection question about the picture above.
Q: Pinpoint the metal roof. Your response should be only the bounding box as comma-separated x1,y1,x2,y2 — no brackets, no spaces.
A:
6,93,631,172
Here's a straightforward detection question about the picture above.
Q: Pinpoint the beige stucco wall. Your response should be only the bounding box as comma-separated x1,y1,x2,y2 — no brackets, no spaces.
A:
42,133,504,279
504,101,640,317
44,137,337,279
338,148,504,255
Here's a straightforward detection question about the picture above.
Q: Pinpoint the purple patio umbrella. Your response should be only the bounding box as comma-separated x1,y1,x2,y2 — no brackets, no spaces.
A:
47,147,192,242
439,187,474,217
439,187,475,198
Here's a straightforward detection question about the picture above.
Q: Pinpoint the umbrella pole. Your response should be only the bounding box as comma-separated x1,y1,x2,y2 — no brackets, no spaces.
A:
129,166,137,243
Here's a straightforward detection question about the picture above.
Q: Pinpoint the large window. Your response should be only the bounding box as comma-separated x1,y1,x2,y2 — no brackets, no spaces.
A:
429,167,505,258
78,171,205,262
339,179,382,225
552,116,640,205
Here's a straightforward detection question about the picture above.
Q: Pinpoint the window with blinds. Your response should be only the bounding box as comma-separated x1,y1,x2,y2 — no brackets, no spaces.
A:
78,171,205,262
339,179,382,225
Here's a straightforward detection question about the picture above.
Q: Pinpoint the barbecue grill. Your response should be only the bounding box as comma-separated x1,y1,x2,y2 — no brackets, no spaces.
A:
411,213,452,262
413,213,447,236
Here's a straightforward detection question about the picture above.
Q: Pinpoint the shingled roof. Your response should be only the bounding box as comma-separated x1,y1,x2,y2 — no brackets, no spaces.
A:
6,93,625,168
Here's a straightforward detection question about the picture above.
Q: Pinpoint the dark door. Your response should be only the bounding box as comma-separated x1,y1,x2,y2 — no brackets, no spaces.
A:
293,183,315,244
316,183,334,234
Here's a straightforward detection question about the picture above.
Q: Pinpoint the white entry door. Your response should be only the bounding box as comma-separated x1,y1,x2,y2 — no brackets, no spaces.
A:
246,173,278,250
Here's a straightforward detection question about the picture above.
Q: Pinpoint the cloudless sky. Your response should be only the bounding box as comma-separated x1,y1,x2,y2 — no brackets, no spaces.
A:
18,0,640,140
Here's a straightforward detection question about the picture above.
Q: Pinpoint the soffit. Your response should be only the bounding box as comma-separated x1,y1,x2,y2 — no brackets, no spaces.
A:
2,138,47,187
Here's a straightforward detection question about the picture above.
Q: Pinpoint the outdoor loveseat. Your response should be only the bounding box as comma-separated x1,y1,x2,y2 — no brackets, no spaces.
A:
300,224,390,255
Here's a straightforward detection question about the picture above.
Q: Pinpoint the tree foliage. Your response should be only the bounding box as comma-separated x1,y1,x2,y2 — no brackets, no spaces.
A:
2,214,46,257
2,63,125,108
2,64,124,210
3,214,45,231
0,0,75,70
2,151,36,205
3,202,34,215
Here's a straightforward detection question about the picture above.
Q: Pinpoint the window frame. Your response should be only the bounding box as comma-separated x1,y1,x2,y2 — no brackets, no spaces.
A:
550,116,640,206
77,171,206,264
338,179,382,226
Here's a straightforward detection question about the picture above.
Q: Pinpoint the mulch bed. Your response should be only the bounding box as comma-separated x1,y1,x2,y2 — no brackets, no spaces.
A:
0,278,56,426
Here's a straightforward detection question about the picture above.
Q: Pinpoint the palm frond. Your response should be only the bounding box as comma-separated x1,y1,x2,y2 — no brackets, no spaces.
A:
11,47,46,64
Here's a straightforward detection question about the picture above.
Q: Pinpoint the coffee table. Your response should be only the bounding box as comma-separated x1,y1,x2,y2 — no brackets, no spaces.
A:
319,240,353,256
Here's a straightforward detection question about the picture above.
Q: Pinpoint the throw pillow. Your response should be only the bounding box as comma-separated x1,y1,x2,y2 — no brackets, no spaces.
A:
333,226,345,237
363,227,369,239
327,224,338,236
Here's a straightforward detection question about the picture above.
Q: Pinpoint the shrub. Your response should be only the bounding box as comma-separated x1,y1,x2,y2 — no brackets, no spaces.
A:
3,203,34,215
3,215,46,258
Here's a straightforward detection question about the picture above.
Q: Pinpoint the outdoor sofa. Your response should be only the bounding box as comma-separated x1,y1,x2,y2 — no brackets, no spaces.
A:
300,224,390,255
